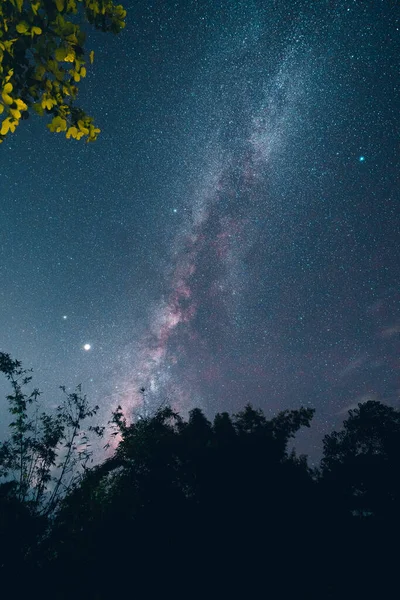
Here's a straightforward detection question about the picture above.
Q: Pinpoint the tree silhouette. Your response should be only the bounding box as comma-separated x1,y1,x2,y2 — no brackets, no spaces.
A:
44,402,318,598
3,356,399,599
321,400,400,519
0,352,103,516
319,400,400,599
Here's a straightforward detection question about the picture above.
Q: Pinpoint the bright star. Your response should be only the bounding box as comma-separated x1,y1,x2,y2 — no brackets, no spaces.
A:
359,156,365,162
173,208,178,213
62,315,67,320
83,344,91,351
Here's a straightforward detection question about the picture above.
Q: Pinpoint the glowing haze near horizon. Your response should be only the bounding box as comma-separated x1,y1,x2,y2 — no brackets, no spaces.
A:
0,1,399,459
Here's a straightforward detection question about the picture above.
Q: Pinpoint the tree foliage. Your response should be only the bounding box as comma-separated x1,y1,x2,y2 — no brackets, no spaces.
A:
2,355,400,599
321,400,400,519
44,402,317,598
0,352,103,516
0,0,126,143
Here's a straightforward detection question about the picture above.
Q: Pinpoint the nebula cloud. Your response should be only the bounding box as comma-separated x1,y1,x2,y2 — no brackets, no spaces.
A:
113,47,308,420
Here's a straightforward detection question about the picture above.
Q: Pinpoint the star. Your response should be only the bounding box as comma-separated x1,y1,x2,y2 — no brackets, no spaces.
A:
83,344,91,351
359,156,365,162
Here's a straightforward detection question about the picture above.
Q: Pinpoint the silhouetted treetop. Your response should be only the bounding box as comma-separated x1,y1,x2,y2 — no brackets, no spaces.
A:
322,400,400,519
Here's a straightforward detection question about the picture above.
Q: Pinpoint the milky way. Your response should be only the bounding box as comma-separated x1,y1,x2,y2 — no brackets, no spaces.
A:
107,30,311,422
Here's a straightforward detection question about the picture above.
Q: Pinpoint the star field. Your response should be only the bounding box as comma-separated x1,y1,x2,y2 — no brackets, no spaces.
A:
0,0,399,460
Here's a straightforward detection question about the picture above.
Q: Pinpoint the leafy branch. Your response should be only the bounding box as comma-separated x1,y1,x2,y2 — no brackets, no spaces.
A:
0,0,126,143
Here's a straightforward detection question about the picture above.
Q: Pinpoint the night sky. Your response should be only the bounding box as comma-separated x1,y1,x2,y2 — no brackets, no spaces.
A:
1,0,399,460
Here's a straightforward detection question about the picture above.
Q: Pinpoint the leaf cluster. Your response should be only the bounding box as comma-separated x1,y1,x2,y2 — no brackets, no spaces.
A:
0,0,126,143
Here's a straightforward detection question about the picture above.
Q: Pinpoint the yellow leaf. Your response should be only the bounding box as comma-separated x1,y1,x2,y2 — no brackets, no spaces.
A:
15,98,27,111
16,22,29,34
88,124,100,141
65,33,78,45
89,50,94,64
55,47,67,61
9,108,22,119
1,92,13,106
0,117,17,135
77,120,89,134
64,51,75,62
41,94,56,110
56,0,65,11
115,5,126,17
3,82,12,94
80,67,86,78
3,39,17,53
66,126,78,139
0,104,4,115
31,26,42,36
66,125,84,140
48,115,67,132
31,2,41,16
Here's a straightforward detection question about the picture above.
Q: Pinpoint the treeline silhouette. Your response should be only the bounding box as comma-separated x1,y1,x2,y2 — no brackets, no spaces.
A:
1,353,399,599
